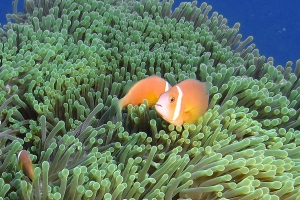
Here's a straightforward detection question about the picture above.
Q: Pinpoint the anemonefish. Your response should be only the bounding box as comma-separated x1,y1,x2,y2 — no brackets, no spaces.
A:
18,150,34,181
98,75,171,124
155,79,209,125
118,75,171,109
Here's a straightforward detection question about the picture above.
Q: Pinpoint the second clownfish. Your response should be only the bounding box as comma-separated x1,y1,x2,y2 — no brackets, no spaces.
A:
118,75,171,109
18,150,34,181
155,79,209,125
99,75,171,123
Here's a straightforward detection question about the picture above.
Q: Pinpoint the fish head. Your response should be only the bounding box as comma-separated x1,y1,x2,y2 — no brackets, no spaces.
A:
155,86,184,125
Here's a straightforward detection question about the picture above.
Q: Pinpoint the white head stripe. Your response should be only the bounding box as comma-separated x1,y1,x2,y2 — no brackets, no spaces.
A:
172,86,183,121
164,81,170,92
18,150,23,161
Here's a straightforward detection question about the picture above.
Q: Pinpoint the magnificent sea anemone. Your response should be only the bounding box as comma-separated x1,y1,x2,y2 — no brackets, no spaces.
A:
0,0,299,199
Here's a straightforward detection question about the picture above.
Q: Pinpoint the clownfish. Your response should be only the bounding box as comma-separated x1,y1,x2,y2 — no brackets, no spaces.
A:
118,75,171,109
18,150,34,181
98,75,171,124
155,79,209,125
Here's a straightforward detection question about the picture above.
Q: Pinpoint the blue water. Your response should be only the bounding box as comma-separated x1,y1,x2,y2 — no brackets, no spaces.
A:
0,0,299,69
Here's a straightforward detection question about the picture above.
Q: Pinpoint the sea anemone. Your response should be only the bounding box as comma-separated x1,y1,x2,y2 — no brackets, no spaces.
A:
0,0,299,199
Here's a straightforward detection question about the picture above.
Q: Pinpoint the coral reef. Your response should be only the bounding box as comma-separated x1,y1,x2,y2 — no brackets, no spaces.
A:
0,0,300,199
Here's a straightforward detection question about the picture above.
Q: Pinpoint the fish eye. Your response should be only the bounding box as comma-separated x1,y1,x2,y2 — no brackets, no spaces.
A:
170,97,175,103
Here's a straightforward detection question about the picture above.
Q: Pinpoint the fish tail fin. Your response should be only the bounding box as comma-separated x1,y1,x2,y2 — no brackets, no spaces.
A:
116,99,123,121
202,82,211,96
28,164,35,181
97,107,112,125
97,97,122,126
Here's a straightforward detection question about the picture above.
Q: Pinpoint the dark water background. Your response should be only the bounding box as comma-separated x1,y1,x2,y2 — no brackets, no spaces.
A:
0,0,299,70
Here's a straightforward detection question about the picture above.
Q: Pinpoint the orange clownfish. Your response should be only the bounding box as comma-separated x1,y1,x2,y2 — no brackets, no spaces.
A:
118,75,171,109
98,75,171,124
18,150,34,181
155,79,209,125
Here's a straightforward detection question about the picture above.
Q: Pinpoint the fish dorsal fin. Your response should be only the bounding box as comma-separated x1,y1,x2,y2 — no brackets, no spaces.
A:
202,82,210,96
121,80,137,96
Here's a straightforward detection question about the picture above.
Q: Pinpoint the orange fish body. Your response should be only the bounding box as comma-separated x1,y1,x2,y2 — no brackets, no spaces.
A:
155,79,209,125
119,75,171,109
18,150,34,181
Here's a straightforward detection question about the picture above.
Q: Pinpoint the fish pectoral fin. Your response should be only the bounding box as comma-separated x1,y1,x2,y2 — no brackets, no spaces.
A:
182,107,194,123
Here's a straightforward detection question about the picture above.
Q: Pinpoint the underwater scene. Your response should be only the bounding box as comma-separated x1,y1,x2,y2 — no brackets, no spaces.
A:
0,0,300,199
